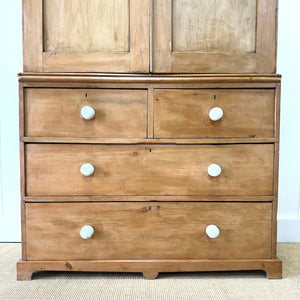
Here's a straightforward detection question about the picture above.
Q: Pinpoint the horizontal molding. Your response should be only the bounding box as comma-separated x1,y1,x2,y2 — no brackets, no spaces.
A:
24,196,276,202
18,73,281,84
21,137,279,144
278,219,300,242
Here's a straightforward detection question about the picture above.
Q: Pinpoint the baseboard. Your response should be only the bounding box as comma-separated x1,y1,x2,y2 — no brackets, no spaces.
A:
278,219,300,242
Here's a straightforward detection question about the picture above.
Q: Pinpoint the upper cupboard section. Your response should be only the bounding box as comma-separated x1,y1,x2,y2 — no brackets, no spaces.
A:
23,0,277,73
23,0,150,72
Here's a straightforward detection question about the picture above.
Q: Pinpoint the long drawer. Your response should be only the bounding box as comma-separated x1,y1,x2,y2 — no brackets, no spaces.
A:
154,89,275,138
26,202,272,261
26,144,274,196
24,88,148,138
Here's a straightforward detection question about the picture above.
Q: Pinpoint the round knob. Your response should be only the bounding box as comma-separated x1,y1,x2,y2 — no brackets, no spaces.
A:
206,224,220,239
80,163,95,176
209,107,223,121
207,164,222,177
80,225,94,239
81,106,95,120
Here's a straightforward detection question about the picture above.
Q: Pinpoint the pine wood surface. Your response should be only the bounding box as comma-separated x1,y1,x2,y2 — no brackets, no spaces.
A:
153,0,277,73
17,258,283,281
25,144,274,196
25,202,272,261
43,0,129,53
24,88,147,138
154,89,275,138
23,195,276,203
23,0,150,73
172,0,256,53
19,0,281,281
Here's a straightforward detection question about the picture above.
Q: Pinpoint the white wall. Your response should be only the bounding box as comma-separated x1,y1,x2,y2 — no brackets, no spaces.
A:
277,0,300,242
0,1,299,242
0,1,22,241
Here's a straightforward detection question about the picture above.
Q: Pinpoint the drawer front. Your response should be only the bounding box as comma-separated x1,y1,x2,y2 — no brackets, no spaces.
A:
154,89,275,138
26,202,272,260
26,144,274,196
24,89,147,138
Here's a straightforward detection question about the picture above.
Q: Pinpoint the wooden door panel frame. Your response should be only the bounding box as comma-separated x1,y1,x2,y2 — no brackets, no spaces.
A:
153,0,277,73
23,0,150,73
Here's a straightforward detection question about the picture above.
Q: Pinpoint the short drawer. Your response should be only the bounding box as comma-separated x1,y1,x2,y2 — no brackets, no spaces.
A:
24,88,147,138
154,89,275,138
26,144,274,196
26,202,272,260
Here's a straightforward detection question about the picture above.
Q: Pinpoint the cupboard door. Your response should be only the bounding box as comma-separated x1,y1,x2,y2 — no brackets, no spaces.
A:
23,0,150,73
153,0,277,73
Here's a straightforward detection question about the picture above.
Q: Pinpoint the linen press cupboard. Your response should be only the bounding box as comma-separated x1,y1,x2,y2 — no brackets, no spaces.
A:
17,0,282,280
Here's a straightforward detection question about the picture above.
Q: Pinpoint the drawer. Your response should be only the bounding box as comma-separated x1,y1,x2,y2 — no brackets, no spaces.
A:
154,89,275,138
26,144,274,196
24,88,147,138
26,202,272,260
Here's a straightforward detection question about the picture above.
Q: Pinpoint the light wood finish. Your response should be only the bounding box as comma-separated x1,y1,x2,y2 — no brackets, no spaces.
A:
24,195,276,203
17,258,282,281
143,272,159,280
23,0,150,73
25,202,272,260
25,144,274,196
19,0,281,280
19,73,282,84
154,89,275,138
22,0,43,72
153,0,277,73
24,89,147,138
152,0,172,72
147,88,154,138
275,83,281,138
21,137,279,144
172,0,256,53
44,0,129,53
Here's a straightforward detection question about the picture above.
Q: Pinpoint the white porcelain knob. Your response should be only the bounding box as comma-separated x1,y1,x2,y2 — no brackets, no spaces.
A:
207,164,222,177
80,163,95,176
209,107,223,121
81,106,95,120
206,224,220,239
80,225,94,239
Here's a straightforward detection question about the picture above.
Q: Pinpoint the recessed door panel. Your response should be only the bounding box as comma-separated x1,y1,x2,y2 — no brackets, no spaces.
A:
23,0,150,72
153,0,277,73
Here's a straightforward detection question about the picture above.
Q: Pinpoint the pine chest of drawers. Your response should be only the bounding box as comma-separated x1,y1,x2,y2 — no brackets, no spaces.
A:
18,0,281,280
17,74,282,280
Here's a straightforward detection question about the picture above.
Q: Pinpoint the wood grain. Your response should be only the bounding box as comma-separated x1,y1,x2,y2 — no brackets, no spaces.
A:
19,73,281,84
152,0,172,72
44,0,129,53
24,195,276,203
256,0,278,73
153,0,277,73
147,88,154,138
42,52,131,73
129,0,150,72
17,258,282,280
22,0,43,72
23,0,150,73
172,0,256,53
25,144,274,196
25,202,272,260
25,89,147,138
154,89,275,138
21,137,279,144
